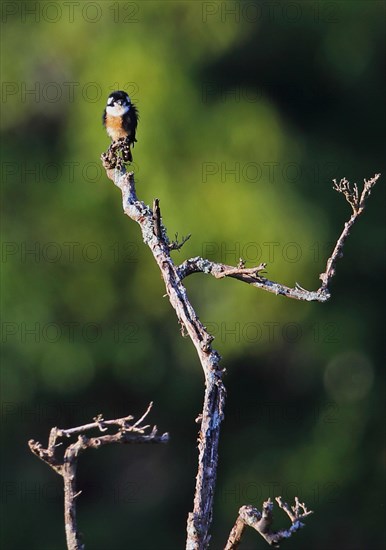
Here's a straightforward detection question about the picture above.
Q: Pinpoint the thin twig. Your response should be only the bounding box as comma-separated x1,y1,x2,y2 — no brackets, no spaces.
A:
52,413,135,438
319,173,380,289
132,401,154,428
169,232,192,251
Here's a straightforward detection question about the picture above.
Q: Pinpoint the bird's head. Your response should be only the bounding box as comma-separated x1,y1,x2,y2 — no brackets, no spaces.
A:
105,90,131,116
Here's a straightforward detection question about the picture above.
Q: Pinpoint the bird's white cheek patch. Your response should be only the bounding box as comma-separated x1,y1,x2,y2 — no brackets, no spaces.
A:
106,104,130,117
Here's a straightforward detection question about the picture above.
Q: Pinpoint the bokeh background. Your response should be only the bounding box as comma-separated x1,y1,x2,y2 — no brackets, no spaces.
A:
1,1,385,549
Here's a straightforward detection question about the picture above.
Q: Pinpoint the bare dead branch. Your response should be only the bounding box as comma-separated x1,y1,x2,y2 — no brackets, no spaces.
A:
29,405,168,550
178,175,380,302
101,161,226,549
225,498,313,549
101,159,378,549
177,256,328,302
319,173,380,289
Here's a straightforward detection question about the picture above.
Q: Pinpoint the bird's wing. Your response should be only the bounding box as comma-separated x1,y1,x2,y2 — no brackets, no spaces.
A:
130,104,139,142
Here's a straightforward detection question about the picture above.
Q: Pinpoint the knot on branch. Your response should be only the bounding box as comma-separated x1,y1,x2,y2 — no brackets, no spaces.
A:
200,333,215,353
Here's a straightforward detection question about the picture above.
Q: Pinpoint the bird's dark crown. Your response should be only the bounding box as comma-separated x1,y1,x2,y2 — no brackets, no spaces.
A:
107,90,131,106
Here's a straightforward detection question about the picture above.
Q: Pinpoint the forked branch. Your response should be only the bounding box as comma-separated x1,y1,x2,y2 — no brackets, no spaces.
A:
225,497,313,549
29,403,168,550
179,174,381,300
319,173,380,288
100,155,378,549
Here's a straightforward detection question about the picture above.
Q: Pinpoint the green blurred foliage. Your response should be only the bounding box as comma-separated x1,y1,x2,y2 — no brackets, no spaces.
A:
1,1,385,549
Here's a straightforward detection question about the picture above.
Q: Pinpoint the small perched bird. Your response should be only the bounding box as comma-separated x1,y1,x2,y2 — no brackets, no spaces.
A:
102,90,138,162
